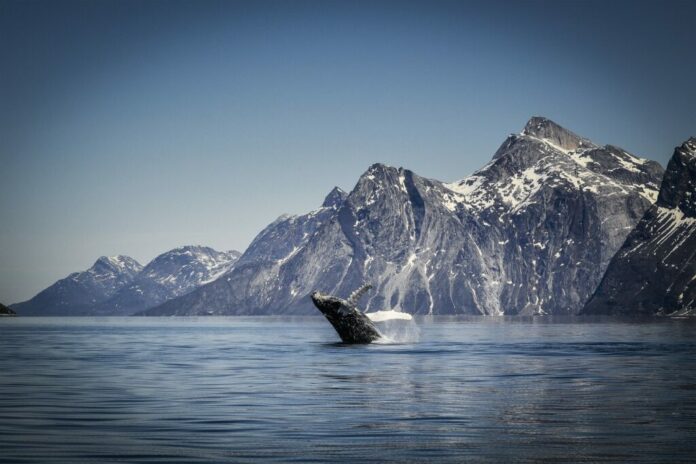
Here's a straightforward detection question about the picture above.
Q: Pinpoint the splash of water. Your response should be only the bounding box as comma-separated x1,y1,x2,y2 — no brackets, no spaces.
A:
365,310,412,322
372,318,420,344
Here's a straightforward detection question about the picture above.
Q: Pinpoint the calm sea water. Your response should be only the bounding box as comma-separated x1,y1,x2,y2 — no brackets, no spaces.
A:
1,316,695,463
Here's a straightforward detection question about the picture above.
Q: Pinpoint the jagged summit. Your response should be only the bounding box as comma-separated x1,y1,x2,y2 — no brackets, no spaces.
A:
350,163,406,199
322,187,347,208
521,116,593,152
170,245,209,252
143,246,237,269
93,255,142,271
449,118,662,213
355,163,407,186
155,245,238,259
367,162,394,170
89,256,143,283
657,137,696,215
348,163,423,215
360,162,401,179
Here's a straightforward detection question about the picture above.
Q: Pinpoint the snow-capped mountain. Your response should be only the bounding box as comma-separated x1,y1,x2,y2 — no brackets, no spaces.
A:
143,117,664,316
93,246,241,315
12,247,240,316
583,138,696,315
11,255,143,316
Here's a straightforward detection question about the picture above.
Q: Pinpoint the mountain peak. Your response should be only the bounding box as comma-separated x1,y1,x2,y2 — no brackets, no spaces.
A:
144,246,238,270
366,162,397,174
93,255,141,273
322,187,347,208
521,116,591,152
657,137,696,216
358,162,403,181
169,245,213,254
353,163,409,191
682,137,696,154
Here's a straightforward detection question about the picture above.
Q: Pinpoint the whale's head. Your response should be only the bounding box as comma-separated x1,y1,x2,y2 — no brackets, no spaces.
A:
310,291,344,317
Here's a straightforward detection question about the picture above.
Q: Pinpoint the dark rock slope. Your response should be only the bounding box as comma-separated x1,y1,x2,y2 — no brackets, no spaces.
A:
144,117,663,316
583,138,696,316
0,302,17,316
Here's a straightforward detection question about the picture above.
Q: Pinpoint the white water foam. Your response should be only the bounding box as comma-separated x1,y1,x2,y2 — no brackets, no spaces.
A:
372,318,420,344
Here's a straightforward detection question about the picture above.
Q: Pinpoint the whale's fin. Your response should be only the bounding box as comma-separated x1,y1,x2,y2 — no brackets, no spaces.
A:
347,283,373,308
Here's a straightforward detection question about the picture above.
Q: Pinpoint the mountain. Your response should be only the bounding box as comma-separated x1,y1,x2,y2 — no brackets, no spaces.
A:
0,302,17,316
583,138,696,316
11,247,240,316
140,190,347,315
11,256,143,316
93,246,241,315
143,117,663,316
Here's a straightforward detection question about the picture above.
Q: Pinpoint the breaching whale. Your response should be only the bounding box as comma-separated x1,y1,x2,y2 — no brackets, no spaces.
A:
310,284,381,344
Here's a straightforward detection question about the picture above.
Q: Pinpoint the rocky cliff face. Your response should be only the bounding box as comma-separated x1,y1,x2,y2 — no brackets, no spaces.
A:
583,138,696,315
11,256,143,316
144,117,663,316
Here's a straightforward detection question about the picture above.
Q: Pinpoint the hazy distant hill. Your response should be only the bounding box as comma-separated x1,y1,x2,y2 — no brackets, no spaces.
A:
11,256,143,316
12,247,240,316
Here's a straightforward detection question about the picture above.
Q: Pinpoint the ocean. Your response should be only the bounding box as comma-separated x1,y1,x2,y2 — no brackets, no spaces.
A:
1,316,695,463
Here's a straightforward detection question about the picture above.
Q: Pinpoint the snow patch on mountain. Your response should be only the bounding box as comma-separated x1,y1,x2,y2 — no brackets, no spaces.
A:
445,122,661,215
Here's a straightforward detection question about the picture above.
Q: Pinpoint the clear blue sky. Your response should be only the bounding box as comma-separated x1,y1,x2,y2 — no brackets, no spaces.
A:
1,0,694,303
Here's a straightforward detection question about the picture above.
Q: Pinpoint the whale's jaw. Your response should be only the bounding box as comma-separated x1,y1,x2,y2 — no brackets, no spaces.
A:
311,291,381,344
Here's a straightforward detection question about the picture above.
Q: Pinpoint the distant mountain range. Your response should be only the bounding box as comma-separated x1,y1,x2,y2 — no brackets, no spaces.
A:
11,117,694,317
11,247,240,316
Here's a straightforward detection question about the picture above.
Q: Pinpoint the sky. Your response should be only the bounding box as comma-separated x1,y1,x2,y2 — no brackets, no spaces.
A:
1,0,694,303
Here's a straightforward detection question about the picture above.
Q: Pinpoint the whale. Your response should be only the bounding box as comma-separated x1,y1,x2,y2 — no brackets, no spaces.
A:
310,284,381,344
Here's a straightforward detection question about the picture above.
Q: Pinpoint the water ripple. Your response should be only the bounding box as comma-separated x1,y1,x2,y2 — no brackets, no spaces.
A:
1,316,695,463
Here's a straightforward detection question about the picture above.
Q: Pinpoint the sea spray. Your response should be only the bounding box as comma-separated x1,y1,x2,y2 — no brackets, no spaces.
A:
365,310,412,322
369,316,420,344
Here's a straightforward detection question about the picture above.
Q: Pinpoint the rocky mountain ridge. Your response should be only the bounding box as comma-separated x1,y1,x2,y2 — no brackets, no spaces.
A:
15,117,684,317
143,117,664,316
